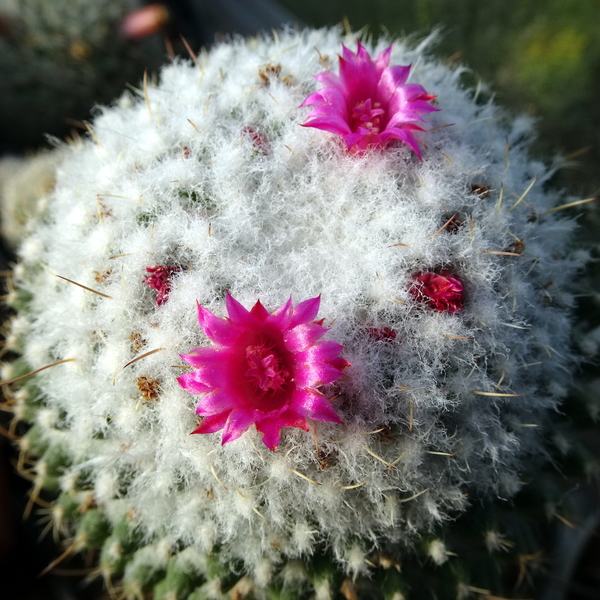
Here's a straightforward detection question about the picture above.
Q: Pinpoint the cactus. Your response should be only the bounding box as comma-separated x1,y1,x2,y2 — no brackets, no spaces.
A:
0,149,66,248
2,28,595,599
0,0,165,149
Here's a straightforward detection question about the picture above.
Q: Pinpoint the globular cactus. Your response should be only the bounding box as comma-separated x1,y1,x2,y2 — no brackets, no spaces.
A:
2,27,595,599
0,149,66,248
0,0,166,149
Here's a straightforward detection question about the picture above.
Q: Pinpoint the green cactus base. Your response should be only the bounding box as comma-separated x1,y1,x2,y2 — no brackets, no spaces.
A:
2,358,597,600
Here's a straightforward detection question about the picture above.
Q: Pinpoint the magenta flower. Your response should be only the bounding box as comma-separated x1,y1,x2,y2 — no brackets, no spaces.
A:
410,271,464,313
300,41,439,157
177,292,350,450
144,265,181,306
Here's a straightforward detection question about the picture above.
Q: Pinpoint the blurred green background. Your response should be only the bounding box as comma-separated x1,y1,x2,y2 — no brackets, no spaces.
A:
280,0,600,205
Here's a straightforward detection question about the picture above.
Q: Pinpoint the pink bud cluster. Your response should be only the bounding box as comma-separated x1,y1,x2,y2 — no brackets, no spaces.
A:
144,265,181,306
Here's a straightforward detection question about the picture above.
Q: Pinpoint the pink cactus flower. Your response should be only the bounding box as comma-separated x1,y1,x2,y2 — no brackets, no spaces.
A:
144,265,181,306
410,271,464,313
178,292,350,450
300,41,439,157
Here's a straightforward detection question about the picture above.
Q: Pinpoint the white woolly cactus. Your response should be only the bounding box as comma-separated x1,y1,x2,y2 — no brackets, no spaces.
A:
4,27,587,598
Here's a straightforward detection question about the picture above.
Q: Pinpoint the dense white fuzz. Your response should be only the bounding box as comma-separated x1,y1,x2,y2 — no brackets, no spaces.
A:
484,530,513,554
427,539,449,566
13,28,583,573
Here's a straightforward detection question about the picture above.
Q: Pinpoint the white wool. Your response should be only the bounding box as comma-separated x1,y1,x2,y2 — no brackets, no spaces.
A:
106,540,123,562
0,362,14,381
427,539,449,566
253,559,274,588
37,408,59,429
280,559,308,586
314,580,333,600
60,471,78,494
345,543,369,577
13,28,583,572
199,580,223,599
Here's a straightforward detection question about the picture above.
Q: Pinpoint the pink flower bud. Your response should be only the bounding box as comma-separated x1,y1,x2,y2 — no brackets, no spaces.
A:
242,127,270,154
120,4,169,41
144,265,181,306
410,271,464,313
365,326,397,341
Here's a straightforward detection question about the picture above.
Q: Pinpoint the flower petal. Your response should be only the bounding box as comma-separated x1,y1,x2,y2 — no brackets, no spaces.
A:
301,41,437,157
222,408,256,444
373,45,393,71
250,299,270,320
256,410,309,450
402,83,433,102
327,355,352,371
197,302,237,344
301,86,347,112
299,89,327,108
180,346,222,368
255,419,282,451
339,54,378,104
294,361,347,388
195,389,242,415
295,340,345,364
382,128,422,158
289,390,343,423
191,410,231,434
179,293,347,450
225,291,251,324
177,371,212,394
341,43,355,61
343,131,370,150
410,271,464,313
314,70,341,87
289,295,321,329
355,40,377,67
183,349,240,389
302,114,352,135
284,323,328,351
407,99,439,114
386,108,428,127
270,296,294,329
377,65,411,101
